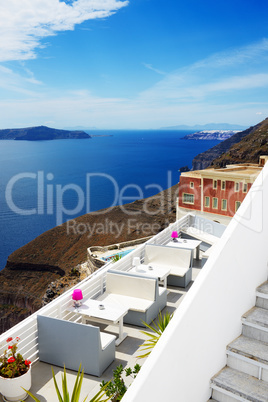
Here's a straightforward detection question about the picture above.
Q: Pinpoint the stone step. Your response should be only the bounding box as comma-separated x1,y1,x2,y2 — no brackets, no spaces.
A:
211,367,268,402
256,281,268,310
226,335,268,381
256,281,268,296
242,307,268,343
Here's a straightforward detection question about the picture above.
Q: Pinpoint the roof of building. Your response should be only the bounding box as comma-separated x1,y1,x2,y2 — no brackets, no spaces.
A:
180,162,263,182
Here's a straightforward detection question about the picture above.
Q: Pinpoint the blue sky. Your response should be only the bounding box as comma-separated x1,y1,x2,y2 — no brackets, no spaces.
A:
0,0,268,129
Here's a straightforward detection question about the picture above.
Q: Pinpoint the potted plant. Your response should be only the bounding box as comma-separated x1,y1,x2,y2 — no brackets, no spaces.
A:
0,336,32,401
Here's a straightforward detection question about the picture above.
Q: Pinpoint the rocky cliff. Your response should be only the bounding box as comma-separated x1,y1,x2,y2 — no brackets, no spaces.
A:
210,117,268,167
0,184,178,334
191,120,266,170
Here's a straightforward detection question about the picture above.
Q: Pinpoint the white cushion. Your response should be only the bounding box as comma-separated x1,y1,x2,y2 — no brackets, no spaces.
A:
106,272,155,301
150,263,189,277
144,244,191,269
100,332,116,350
97,292,154,313
182,227,218,245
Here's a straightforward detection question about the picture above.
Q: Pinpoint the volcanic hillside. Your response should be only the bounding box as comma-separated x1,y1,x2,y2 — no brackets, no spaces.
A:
210,117,268,167
192,118,268,170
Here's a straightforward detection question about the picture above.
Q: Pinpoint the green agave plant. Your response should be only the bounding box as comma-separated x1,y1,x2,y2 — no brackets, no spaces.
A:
137,310,173,359
22,364,110,402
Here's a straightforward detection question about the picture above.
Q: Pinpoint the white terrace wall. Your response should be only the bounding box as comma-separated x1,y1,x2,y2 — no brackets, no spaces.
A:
123,164,268,402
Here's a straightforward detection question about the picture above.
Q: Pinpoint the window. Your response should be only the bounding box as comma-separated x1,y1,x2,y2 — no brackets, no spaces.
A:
183,193,194,204
190,182,194,189
235,182,239,192
213,180,217,189
221,181,226,190
235,201,241,212
205,196,210,208
243,183,247,193
221,199,227,211
212,197,218,209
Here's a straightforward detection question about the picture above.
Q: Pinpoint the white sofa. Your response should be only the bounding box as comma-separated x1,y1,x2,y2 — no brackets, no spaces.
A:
97,270,167,327
37,315,116,377
144,244,192,287
181,226,219,244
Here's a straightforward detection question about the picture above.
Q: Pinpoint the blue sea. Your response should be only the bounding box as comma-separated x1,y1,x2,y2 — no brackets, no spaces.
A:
0,130,219,270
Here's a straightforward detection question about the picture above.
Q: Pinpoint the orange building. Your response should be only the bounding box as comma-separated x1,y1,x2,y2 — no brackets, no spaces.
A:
178,156,268,218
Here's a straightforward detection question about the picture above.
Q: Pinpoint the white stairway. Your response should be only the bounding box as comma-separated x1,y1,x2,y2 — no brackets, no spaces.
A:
209,281,268,402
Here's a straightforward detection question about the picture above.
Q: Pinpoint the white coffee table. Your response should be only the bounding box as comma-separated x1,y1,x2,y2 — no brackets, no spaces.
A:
166,239,201,264
66,298,128,346
129,264,170,288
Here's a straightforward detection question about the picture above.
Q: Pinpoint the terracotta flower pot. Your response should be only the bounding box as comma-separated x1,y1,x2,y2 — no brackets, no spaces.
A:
0,365,31,401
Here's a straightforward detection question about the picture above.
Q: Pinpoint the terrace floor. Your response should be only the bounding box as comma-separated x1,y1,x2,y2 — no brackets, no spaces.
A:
2,256,206,402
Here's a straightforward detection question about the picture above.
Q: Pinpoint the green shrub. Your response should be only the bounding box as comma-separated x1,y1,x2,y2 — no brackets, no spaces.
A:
137,310,173,359
101,364,141,401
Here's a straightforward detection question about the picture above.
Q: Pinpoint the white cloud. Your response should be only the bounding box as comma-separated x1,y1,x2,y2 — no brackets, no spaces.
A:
140,39,268,102
0,65,42,95
190,38,268,71
0,34,267,129
184,73,268,100
0,0,128,62
143,63,166,75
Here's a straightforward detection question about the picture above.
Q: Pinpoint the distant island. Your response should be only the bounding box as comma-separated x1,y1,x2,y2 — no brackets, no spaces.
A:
182,130,240,141
161,123,247,131
0,125,91,141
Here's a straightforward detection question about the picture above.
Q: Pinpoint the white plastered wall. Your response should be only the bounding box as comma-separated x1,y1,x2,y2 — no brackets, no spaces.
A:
123,164,268,402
